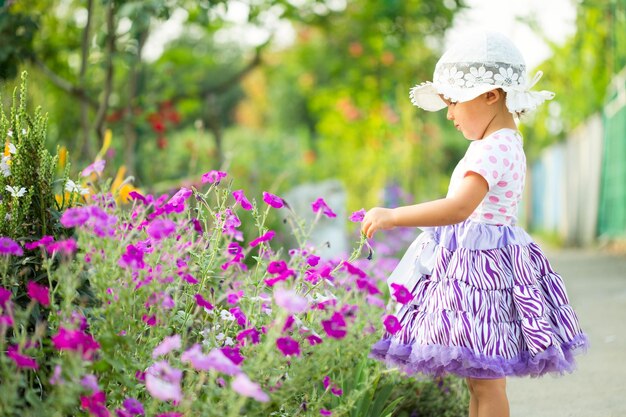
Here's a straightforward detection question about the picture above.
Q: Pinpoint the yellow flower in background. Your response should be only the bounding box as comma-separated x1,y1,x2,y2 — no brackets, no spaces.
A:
97,129,112,160
110,165,138,204
58,146,67,169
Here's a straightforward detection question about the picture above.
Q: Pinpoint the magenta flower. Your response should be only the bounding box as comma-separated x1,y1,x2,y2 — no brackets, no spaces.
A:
276,336,301,357
390,283,414,304
60,207,90,228
349,208,366,222
80,391,109,417
0,287,11,308
145,361,183,402
383,315,402,335
273,287,308,314
202,170,227,184
343,261,366,278
80,374,100,392
0,315,13,326
26,281,50,306
306,334,323,346
231,373,270,403
230,307,248,327
232,189,253,210
0,237,22,256
262,192,284,209
311,198,337,218
236,327,261,345
307,255,320,266
181,345,240,375
356,278,381,295
119,244,145,270
164,187,192,214
129,191,149,205
152,335,181,358
366,294,385,309
24,235,54,250
51,327,100,360
320,409,332,416
120,398,144,416
194,294,214,310
227,290,244,305
45,238,77,256
147,219,177,240
220,346,244,365
191,218,203,234
6,345,38,369
81,159,106,177
265,260,296,286
321,312,347,339
221,242,247,271
323,376,343,396
249,230,275,247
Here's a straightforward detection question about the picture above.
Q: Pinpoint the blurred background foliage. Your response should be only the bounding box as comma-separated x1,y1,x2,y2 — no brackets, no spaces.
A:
0,0,624,211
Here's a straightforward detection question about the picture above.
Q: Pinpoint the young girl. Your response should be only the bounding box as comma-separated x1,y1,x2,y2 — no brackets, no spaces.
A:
362,31,588,417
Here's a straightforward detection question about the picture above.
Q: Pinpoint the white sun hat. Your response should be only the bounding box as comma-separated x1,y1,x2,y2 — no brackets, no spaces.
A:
410,31,555,114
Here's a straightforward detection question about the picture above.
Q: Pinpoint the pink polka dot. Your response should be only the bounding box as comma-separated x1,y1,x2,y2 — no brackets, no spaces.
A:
499,144,508,151
505,191,514,198
475,158,482,164
497,181,508,187
515,153,520,161
489,156,497,163
504,158,510,166
492,170,498,179
489,196,500,203
513,173,519,180
479,169,487,177
484,213,494,220
499,207,507,214
506,216,512,222
485,145,493,150
493,135,500,139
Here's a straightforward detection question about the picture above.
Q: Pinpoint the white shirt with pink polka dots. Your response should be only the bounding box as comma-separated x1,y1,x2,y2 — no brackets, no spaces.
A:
447,128,525,226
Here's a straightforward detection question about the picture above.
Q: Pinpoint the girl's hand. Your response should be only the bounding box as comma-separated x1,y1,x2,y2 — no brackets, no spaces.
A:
361,207,395,239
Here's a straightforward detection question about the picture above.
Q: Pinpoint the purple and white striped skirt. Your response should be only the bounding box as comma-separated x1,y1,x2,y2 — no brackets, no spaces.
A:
370,220,588,379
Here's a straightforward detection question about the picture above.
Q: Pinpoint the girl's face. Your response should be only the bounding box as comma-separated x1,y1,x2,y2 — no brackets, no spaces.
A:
442,93,499,141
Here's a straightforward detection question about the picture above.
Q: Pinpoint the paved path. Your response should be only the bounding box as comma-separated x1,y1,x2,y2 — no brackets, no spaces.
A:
508,249,626,417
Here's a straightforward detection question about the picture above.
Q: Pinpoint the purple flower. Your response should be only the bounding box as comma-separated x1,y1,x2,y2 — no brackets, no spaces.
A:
307,255,320,266
181,345,240,375
119,244,145,270
276,336,300,357
194,294,214,310
147,219,176,240
164,188,192,214
81,159,106,177
306,334,323,346
51,327,100,360
191,218,203,234
219,208,242,240
24,235,54,250
236,328,261,345
145,361,183,402
230,307,248,327
274,287,308,314
262,192,284,209
231,373,270,403
0,287,11,308
80,374,100,392
321,312,347,339
383,315,402,335
366,294,385,309
323,376,343,396
45,238,77,256
249,230,275,247
129,191,149,205
232,189,253,210
343,261,367,278
60,207,90,228
311,198,337,218
349,209,366,222
220,346,244,365
121,398,144,416
320,409,332,416
27,281,50,306
390,283,414,305
152,335,181,358
0,237,23,256
7,345,38,369
202,170,227,184
356,278,381,295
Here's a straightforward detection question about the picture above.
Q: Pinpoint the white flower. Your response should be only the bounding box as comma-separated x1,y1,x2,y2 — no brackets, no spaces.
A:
6,143,16,154
464,66,494,87
7,130,12,138
65,179,90,195
219,310,235,321
215,333,225,341
1,156,10,177
5,185,27,198
223,337,234,346
494,67,520,86
438,66,465,87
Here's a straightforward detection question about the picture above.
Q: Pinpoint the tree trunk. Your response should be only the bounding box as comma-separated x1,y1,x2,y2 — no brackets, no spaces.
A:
78,0,94,161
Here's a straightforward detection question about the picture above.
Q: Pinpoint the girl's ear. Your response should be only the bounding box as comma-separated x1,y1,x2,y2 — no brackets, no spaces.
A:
485,89,502,105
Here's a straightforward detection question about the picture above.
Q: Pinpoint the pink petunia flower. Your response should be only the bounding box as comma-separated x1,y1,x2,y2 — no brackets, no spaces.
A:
81,159,106,177
201,170,227,184
145,361,183,402
45,238,77,256
276,336,301,357
60,207,90,228
321,312,347,339
232,189,253,210
273,287,308,314
311,198,336,218
320,409,332,416
194,293,214,310
220,346,244,365
323,376,343,396
390,283,414,304
348,208,366,222
27,281,50,306
164,187,192,214
231,373,270,403
306,334,323,346
24,235,54,250
383,315,402,335
51,327,100,360
6,345,38,369
147,219,177,240
262,192,284,209
249,230,275,247
181,345,240,375
152,334,182,358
